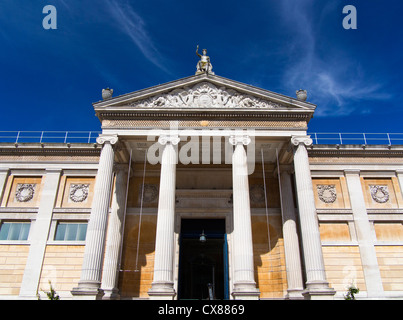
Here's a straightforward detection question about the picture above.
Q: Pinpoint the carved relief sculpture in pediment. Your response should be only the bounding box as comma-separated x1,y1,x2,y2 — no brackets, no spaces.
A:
129,82,283,109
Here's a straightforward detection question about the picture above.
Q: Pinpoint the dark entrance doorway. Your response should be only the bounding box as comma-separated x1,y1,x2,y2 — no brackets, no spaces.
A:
178,219,229,300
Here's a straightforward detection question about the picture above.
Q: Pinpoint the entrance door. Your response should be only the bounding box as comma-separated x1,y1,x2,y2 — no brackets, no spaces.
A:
178,219,228,300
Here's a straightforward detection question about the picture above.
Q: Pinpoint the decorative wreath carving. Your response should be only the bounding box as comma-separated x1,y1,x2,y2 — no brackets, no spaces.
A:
317,185,337,204
15,184,36,202
69,184,90,203
369,185,389,203
250,185,265,203
141,184,159,203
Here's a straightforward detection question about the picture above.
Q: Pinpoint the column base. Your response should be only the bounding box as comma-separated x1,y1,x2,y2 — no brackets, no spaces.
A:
148,281,176,300
302,281,336,300
232,281,260,300
102,288,120,300
71,280,104,300
285,288,305,300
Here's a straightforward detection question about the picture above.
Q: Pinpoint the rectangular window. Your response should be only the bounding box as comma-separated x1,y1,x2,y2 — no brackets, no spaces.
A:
0,222,30,240
55,223,87,241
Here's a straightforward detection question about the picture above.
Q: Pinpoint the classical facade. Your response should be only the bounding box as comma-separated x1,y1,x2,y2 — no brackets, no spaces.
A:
0,64,402,300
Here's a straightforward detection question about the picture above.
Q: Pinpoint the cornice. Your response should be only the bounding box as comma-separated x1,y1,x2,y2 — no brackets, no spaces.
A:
0,143,101,157
308,144,403,157
96,110,313,122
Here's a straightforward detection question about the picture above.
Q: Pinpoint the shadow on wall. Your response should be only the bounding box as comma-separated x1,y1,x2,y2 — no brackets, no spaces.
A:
252,216,287,299
118,216,156,298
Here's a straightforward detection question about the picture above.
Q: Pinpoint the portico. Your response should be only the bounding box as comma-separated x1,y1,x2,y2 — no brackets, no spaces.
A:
70,71,335,300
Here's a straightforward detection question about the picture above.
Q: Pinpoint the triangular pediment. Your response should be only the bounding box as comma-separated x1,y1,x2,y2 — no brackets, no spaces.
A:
93,74,316,113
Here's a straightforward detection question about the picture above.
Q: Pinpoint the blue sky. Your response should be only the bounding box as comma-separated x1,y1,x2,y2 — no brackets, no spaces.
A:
0,0,402,135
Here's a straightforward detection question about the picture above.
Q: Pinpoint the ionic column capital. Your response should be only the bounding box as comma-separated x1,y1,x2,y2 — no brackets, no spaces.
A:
229,135,251,146
96,134,119,145
158,135,180,146
291,136,313,147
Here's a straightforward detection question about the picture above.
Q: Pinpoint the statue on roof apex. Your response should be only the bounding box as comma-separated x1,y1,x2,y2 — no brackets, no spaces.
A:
195,45,214,75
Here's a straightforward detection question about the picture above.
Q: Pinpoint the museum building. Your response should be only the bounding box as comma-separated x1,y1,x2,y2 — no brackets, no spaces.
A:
0,56,402,300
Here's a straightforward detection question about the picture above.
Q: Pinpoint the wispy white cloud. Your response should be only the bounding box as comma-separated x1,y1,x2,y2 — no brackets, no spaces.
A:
103,0,170,74
277,0,392,116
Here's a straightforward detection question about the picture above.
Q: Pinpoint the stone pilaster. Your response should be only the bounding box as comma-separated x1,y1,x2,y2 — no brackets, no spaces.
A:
344,169,384,298
101,165,129,299
229,135,260,300
280,169,304,299
72,134,118,299
19,168,62,299
291,136,335,299
148,135,179,300
396,170,403,199
0,168,9,203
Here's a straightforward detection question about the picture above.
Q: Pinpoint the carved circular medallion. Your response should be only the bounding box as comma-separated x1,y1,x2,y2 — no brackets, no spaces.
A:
69,184,89,203
141,184,159,203
250,185,265,203
15,184,36,202
370,185,389,203
317,185,337,204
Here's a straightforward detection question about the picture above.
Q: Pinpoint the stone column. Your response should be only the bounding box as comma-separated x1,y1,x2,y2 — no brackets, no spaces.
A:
344,169,384,298
148,135,179,300
291,136,335,299
280,169,304,299
72,134,118,299
101,165,129,299
229,135,260,299
19,168,62,299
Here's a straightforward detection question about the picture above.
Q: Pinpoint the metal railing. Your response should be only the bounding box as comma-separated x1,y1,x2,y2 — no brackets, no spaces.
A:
308,133,403,146
0,131,402,146
0,131,101,144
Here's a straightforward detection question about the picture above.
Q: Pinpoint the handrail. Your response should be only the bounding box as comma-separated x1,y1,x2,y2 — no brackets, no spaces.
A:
0,131,101,144
0,131,403,146
308,132,403,145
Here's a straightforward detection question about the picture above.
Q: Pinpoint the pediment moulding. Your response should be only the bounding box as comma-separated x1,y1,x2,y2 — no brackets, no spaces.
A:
93,75,316,115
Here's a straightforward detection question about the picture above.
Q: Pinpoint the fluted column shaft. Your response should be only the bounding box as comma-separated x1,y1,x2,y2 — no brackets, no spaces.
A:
230,135,259,299
291,136,335,299
148,135,179,299
280,170,304,299
72,135,117,299
101,167,128,299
